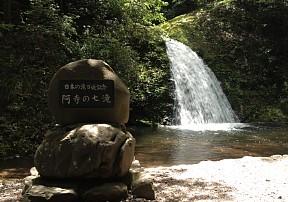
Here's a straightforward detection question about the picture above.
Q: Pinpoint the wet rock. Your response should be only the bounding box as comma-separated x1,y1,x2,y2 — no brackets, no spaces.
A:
34,124,135,178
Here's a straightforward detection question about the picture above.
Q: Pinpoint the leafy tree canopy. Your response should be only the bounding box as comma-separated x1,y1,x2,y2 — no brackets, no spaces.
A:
0,0,171,159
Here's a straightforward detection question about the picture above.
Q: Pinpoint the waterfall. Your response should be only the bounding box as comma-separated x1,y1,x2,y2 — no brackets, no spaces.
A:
166,39,239,125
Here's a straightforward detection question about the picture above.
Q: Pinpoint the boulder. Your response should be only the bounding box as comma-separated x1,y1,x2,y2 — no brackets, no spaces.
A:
22,184,78,202
34,124,135,178
131,172,155,200
83,183,128,202
48,59,130,125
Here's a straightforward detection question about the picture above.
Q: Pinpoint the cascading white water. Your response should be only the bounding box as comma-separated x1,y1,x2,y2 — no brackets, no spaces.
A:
166,39,239,125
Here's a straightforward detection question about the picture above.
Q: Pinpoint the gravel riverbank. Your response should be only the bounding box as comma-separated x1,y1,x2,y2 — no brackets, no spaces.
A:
146,155,288,201
1,155,288,201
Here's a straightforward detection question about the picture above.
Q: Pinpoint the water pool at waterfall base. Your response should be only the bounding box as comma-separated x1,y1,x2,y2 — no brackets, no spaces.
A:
1,122,288,177
133,122,288,167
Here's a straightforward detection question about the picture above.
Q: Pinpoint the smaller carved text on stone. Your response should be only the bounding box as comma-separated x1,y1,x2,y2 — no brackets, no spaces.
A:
59,80,114,108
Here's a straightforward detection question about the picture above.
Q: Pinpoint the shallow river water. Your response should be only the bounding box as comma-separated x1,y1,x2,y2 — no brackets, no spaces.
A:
1,123,288,179
133,123,288,167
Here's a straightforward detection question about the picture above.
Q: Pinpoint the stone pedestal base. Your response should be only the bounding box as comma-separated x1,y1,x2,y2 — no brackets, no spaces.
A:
22,124,154,201
21,160,155,202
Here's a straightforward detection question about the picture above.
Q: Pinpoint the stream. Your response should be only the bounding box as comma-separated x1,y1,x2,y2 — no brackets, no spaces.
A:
133,122,288,167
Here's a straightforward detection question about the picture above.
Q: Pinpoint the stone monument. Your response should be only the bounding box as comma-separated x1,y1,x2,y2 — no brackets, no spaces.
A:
48,59,130,125
21,59,155,201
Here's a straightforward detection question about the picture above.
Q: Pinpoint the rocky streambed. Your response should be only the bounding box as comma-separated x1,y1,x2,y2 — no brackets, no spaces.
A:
1,155,288,201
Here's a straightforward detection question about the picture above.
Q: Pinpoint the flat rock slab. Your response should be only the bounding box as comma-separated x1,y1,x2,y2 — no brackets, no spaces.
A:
21,159,154,202
22,178,128,202
22,184,78,201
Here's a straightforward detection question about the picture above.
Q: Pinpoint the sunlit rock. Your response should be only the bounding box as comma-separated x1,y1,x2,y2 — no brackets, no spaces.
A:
131,172,155,200
34,124,135,178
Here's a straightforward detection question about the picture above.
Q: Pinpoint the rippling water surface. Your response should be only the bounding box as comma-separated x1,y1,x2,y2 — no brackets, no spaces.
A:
1,123,288,179
133,123,288,167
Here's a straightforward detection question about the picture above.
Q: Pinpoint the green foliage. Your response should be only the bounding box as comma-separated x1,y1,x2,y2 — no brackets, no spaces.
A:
114,26,173,125
123,0,168,25
166,0,199,19
0,0,78,159
0,0,170,159
74,1,172,125
161,0,288,122
279,98,288,115
260,108,288,123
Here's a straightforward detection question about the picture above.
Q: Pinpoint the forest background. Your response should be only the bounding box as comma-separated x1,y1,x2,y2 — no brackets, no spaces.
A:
0,0,288,159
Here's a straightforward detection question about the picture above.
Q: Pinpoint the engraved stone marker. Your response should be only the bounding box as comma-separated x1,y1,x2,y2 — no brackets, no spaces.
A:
48,59,130,124
59,80,114,108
